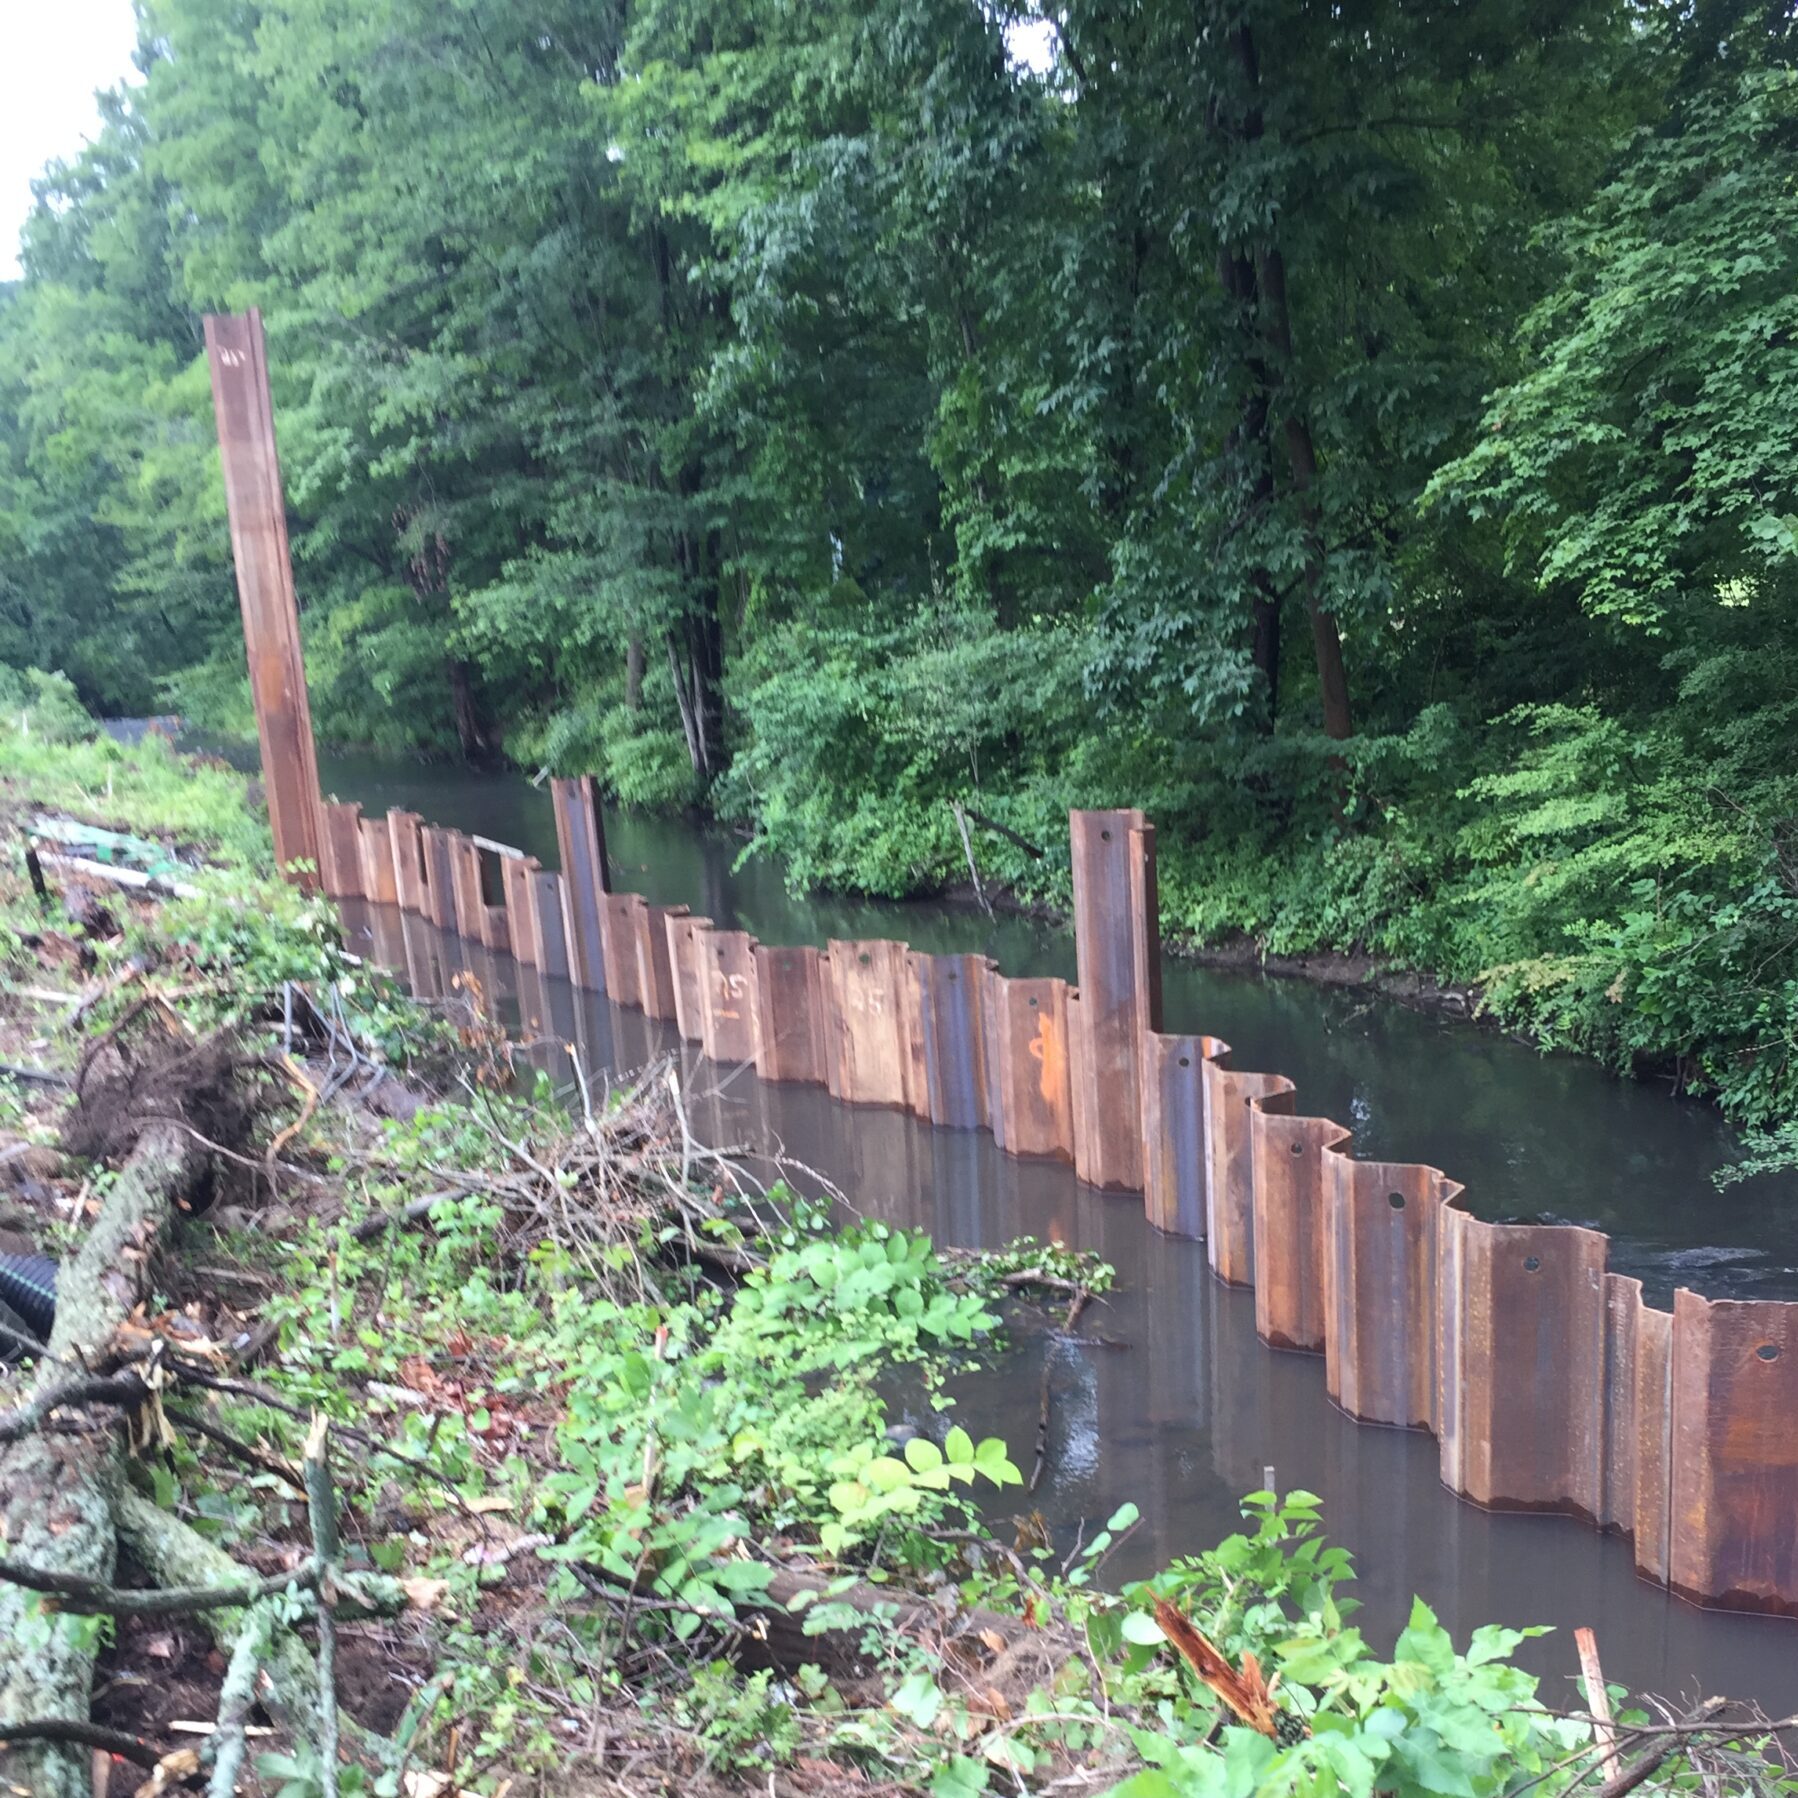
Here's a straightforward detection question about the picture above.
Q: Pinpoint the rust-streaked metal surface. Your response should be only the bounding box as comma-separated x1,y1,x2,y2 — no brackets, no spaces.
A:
1069,810,1157,1191
320,802,365,901
1142,1031,1217,1239
698,926,759,1066
480,900,510,957
1202,1061,1293,1287
317,789,1798,1618
1601,1275,1675,1585
387,811,426,915
1322,1153,1452,1430
420,828,457,932
532,871,570,983
398,911,442,1000
983,971,1074,1161
359,816,399,907
911,952,989,1130
499,854,542,969
1438,1209,1608,1517
636,902,688,1022
600,893,645,1010
1251,1109,1342,1352
1669,1290,1798,1614
223,322,1798,1617
754,945,830,1085
550,776,609,992
203,310,324,889
449,834,485,944
666,913,712,1043
826,940,912,1109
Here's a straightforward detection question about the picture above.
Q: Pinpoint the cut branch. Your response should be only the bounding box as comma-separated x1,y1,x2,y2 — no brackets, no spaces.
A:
956,804,1044,861
0,1553,318,1616
0,1717,162,1769
1594,1696,1730,1798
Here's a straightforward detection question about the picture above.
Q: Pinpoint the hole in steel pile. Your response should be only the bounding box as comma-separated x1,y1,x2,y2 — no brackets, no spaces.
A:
1757,1343,1782,1362
1388,1192,1406,1210
1524,1256,1542,1272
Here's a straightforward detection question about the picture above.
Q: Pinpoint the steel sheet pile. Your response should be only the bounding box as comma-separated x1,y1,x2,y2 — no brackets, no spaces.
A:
315,791,1798,1620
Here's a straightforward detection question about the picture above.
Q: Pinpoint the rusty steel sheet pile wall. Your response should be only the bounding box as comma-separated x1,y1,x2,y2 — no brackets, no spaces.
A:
1322,1154,1452,1432
532,871,571,984
358,814,399,907
826,940,914,1109
665,913,713,1044
754,945,829,1085
599,893,646,1010
203,310,325,889
387,811,427,915
1250,1109,1344,1353
983,971,1075,1161
1668,1291,1798,1613
698,927,759,1066
1067,811,1159,1191
550,776,609,992
222,313,1796,1616
911,953,990,1130
635,903,689,1023
1204,1063,1295,1288
320,801,365,901
1438,1210,1610,1518
498,853,543,969
315,797,1798,1616
1141,1032,1220,1240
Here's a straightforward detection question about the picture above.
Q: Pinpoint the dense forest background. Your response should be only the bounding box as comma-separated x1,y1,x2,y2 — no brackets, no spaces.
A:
2,0,1797,1137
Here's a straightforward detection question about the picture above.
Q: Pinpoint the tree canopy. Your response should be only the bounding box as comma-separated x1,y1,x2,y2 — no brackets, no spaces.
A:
5,0,1798,1129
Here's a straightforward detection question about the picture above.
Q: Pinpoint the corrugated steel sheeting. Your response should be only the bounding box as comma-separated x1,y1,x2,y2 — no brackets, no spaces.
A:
210,304,1797,1612
305,790,1798,1618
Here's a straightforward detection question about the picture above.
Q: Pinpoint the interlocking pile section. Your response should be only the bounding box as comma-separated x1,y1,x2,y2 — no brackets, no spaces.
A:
314,796,1798,1618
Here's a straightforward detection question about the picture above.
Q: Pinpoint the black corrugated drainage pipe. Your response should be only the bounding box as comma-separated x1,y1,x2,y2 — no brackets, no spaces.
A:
0,1252,57,1350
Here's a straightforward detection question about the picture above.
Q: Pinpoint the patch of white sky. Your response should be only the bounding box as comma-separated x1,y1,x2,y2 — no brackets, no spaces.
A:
0,0,142,280
1006,15,1058,74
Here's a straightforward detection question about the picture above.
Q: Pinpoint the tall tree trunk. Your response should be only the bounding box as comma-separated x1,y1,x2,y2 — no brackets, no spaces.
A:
1234,23,1351,743
1254,242,1352,742
1216,245,1283,732
625,635,645,712
447,657,487,762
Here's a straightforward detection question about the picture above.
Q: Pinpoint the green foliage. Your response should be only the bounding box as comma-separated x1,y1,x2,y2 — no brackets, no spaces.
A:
4,0,1798,1146
0,680,268,865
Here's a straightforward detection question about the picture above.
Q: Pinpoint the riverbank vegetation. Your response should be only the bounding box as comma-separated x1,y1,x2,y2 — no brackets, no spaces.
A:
3,3,1798,1140
2,717,1796,1798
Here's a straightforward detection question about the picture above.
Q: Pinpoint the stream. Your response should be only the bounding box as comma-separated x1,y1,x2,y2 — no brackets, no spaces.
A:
319,749,1798,1718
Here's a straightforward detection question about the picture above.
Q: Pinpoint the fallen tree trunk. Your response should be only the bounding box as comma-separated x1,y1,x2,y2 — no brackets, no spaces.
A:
0,1119,203,1798
116,1488,382,1757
